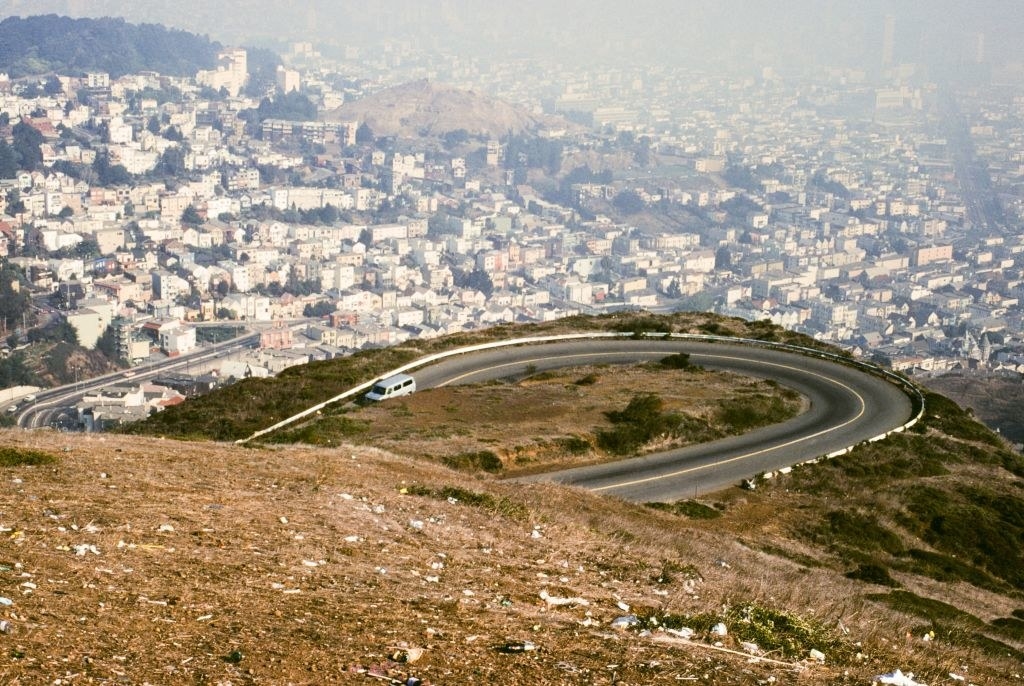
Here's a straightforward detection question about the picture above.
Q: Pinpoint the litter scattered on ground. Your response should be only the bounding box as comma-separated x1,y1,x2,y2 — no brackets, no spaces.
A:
497,640,538,654
665,627,694,639
611,615,640,630
874,669,928,686
539,589,589,606
389,645,424,664
740,641,760,655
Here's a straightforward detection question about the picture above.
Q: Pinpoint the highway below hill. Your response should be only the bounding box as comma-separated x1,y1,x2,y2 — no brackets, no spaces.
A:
14,332,261,430
410,339,914,502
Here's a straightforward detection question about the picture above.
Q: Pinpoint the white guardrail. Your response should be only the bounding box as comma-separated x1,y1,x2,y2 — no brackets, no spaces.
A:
236,332,927,464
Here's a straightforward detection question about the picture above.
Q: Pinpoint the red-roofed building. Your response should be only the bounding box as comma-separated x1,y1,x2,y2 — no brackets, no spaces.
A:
0,221,16,256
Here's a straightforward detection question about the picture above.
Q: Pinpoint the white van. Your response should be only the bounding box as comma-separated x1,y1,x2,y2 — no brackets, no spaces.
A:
364,373,416,402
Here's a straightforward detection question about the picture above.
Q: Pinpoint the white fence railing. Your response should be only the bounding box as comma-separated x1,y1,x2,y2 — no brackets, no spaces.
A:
237,333,926,463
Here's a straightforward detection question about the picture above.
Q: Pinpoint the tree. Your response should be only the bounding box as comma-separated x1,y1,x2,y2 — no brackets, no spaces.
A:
156,146,187,177
454,268,494,297
0,264,31,332
0,139,17,178
4,189,25,217
612,190,645,215
355,122,374,144
92,155,133,186
12,120,43,171
181,205,204,226
95,324,121,362
303,301,335,317
0,352,37,388
43,75,63,95
161,126,184,142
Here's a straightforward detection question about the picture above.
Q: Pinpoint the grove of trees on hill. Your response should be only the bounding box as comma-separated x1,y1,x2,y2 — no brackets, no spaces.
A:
0,15,221,78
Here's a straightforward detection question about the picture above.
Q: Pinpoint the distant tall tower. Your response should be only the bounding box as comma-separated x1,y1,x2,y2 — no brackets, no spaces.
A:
882,15,896,68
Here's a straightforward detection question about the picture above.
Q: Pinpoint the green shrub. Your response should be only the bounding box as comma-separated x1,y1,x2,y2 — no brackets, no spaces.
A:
916,392,1004,446
0,446,57,467
404,484,528,521
597,393,682,455
557,436,591,455
658,353,696,370
804,510,904,555
866,590,1024,659
646,500,722,519
637,604,852,661
610,315,674,337
866,590,981,625
990,616,1024,641
845,563,900,587
715,393,795,432
893,484,1024,589
442,450,503,473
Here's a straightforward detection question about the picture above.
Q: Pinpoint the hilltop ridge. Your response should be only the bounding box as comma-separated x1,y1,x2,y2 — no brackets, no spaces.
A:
323,79,557,139
0,15,221,78
2,315,1023,683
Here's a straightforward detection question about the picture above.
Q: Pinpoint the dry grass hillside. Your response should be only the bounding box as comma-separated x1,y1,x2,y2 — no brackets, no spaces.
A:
921,373,1024,447
4,314,1023,684
322,79,552,139
1,413,1022,684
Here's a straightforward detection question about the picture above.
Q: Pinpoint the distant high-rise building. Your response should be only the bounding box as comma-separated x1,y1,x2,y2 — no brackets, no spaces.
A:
196,48,248,97
882,15,896,68
485,140,501,167
275,66,301,94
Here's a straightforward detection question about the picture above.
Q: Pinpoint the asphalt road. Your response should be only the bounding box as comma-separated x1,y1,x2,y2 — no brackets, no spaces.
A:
15,333,260,430
411,339,913,502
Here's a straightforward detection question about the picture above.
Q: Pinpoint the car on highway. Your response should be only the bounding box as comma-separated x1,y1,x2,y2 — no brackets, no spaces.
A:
6,405,17,414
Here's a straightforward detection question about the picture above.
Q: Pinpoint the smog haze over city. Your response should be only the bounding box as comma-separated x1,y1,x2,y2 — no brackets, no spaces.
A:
5,1,1024,683
3,0,1024,73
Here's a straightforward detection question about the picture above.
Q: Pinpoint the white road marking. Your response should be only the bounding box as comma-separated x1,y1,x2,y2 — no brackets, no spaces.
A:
433,349,867,492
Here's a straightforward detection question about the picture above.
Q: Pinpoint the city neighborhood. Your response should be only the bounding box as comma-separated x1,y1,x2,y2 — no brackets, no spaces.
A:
3,38,1024,429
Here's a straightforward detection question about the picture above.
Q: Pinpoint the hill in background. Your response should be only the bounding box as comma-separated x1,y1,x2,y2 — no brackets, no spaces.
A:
0,15,221,78
922,372,1024,447
323,79,556,139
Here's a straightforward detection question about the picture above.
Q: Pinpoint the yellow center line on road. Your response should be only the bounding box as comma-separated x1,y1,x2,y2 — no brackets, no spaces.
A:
435,351,647,386
592,359,867,492
431,349,869,492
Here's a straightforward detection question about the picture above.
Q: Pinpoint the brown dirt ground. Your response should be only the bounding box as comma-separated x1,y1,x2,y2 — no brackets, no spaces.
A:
319,365,803,476
0,428,1015,685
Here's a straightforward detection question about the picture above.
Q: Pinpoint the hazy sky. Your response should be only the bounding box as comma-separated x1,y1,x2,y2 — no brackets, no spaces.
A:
1,0,1022,74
